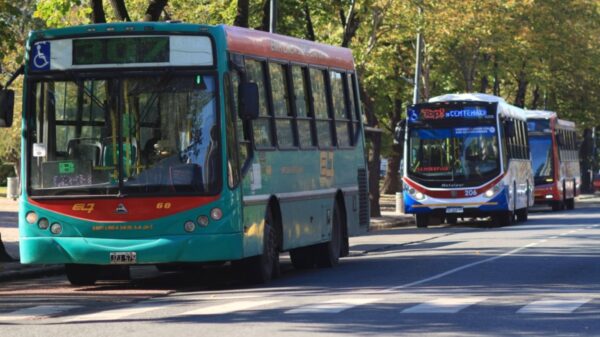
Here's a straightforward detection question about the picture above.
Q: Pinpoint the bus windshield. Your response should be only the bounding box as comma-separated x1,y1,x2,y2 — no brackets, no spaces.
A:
407,125,500,186
529,135,554,184
28,73,219,196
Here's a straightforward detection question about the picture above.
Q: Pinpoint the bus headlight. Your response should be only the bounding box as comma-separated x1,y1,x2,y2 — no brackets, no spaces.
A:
184,221,196,233
26,211,38,224
38,218,49,230
415,192,425,200
210,208,223,221
197,215,209,227
484,184,502,198
50,223,62,234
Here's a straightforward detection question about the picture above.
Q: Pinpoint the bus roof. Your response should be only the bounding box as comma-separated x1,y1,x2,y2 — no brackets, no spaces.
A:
222,25,355,71
427,93,528,121
525,110,576,129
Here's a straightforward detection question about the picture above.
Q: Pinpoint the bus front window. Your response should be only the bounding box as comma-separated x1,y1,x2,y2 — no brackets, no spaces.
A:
28,74,219,196
529,135,554,185
408,126,500,186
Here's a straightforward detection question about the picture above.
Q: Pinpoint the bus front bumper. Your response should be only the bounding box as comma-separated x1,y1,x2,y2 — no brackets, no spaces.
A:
19,233,244,265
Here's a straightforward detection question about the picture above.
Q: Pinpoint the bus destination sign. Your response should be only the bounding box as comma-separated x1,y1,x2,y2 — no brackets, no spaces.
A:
409,105,492,122
73,37,169,65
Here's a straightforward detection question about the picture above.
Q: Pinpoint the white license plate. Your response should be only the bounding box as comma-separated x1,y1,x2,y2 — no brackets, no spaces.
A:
446,207,464,214
110,252,137,264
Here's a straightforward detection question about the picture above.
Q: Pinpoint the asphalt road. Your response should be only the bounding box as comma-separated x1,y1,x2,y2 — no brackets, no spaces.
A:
1,204,599,337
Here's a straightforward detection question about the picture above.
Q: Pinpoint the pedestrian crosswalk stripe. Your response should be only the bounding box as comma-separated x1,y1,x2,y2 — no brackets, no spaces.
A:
517,299,590,314
285,298,381,314
62,303,165,322
402,297,487,314
176,300,279,316
0,305,81,321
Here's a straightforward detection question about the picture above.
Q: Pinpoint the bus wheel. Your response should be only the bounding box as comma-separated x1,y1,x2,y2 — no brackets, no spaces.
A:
416,214,429,228
65,264,98,286
493,211,513,227
516,208,528,222
551,201,563,211
445,215,458,225
565,198,575,210
315,201,342,268
245,211,280,284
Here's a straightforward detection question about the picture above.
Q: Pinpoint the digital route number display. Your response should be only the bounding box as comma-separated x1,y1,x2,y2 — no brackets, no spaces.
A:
73,37,169,65
408,105,494,122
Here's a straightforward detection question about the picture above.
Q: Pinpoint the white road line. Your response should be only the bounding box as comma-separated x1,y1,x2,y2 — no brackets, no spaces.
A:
285,298,380,314
176,300,279,316
402,297,486,314
0,305,80,321
517,299,590,314
62,303,164,322
549,236,558,239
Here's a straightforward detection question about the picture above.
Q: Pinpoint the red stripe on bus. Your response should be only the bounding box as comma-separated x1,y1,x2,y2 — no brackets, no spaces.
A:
403,174,505,199
28,195,220,223
224,25,355,70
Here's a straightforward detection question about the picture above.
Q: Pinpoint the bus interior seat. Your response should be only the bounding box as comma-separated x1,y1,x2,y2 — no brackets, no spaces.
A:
67,138,102,165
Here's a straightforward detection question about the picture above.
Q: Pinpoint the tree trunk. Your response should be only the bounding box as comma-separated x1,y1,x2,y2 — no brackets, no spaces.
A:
110,0,131,21
341,2,359,48
381,99,402,195
514,63,528,108
303,1,315,41
234,0,250,28
90,0,106,23
144,0,168,21
259,0,270,31
530,85,541,109
493,55,500,96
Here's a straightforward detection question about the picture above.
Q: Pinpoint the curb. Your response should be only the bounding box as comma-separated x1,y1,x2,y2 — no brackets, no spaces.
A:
369,217,414,231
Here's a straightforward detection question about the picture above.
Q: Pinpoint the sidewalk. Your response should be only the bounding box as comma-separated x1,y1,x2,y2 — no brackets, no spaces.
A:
0,197,414,282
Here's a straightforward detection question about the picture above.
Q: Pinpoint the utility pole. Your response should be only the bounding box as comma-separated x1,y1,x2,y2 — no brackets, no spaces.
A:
269,0,277,33
412,6,423,105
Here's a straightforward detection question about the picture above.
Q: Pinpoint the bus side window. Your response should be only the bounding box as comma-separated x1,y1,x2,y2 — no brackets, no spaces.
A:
330,71,351,147
268,62,295,148
225,73,241,188
245,58,273,148
291,65,315,148
309,67,333,148
230,70,251,175
346,73,360,144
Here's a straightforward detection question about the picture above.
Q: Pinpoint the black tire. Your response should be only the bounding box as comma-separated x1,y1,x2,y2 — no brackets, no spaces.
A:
565,198,575,210
492,211,514,227
516,207,528,222
65,264,98,286
243,210,280,284
416,214,429,228
445,215,458,225
551,200,563,211
315,201,342,268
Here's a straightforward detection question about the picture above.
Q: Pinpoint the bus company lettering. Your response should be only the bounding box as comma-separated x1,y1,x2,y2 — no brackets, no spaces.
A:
417,166,449,172
445,107,487,118
92,224,153,231
72,203,95,213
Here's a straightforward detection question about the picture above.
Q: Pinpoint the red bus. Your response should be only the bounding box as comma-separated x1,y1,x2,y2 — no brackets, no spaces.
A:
526,111,580,210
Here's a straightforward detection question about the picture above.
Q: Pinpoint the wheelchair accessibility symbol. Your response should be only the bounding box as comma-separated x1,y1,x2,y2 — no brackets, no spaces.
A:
32,41,50,71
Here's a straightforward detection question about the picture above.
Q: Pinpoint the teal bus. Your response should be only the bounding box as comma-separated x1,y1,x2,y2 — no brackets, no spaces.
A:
0,23,369,285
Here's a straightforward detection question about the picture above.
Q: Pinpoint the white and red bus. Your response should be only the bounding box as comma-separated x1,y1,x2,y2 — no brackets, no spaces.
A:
526,111,580,210
400,93,534,228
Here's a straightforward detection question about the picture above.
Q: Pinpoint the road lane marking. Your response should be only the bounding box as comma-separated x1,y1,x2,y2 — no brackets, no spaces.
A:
402,297,486,314
62,303,164,322
285,298,380,314
0,305,80,321
176,300,279,316
517,299,590,314
382,226,593,292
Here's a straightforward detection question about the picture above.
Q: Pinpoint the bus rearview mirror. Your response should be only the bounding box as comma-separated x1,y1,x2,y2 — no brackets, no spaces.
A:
393,120,405,146
238,82,259,120
0,89,14,128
